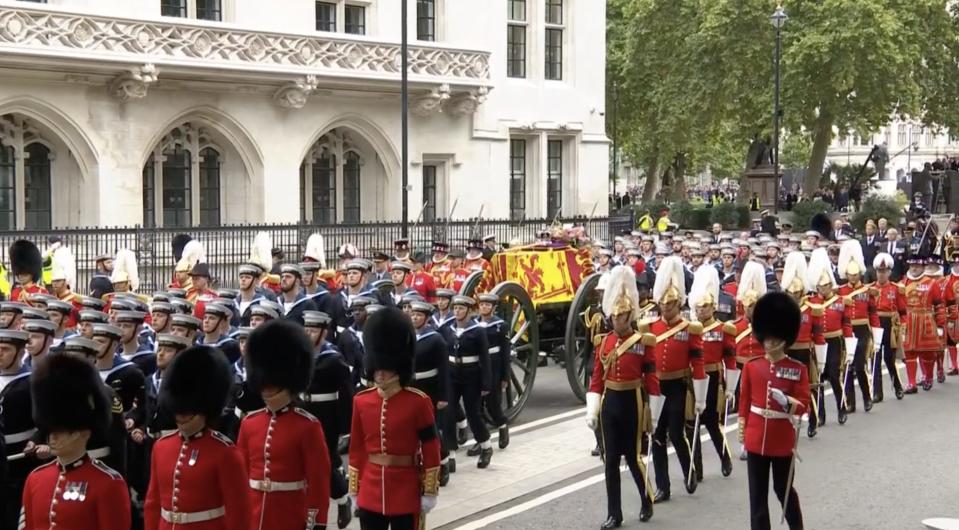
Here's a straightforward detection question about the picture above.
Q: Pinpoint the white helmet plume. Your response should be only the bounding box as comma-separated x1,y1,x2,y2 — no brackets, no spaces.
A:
601,265,639,319
652,256,686,306
250,232,272,270
110,249,140,291
304,234,326,268
806,247,835,288
688,263,720,318
837,239,865,280
781,251,810,294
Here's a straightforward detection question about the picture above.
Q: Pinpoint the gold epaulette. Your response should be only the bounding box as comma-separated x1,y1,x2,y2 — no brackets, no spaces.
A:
687,321,703,335
810,304,824,317
723,322,737,335
638,320,653,333
405,387,429,399
640,332,657,347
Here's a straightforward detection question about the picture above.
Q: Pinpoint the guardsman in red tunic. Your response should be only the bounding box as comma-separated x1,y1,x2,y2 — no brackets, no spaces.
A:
780,252,824,438
642,256,706,501
22,351,132,530
739,292,808,530
902,257,947,392
409,254,438,303
687,264,736,482
186,263,218,319
872,253,907,400
807,248,851,426
239,320,331,530
586,266,655,528
726,261,767,377
10,240,49,305
143,346,250,530
945,253,959,376
348,306,441,530
837,240,880,413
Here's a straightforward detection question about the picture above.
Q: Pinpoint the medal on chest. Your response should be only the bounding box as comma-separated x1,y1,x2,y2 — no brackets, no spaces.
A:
775,366,801,381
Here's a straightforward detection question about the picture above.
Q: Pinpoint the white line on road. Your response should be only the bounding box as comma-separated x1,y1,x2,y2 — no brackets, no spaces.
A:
453,380,862,530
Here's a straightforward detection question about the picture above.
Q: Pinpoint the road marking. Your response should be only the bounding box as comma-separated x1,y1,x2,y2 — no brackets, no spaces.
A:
453,380,865,530
489,408,582,441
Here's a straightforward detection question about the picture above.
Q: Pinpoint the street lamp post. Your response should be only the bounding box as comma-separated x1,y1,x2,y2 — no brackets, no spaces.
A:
401,0,410,237
771,4,787,212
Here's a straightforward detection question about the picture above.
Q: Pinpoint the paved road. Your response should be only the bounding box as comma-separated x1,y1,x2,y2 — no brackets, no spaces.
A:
452,376,959,530
510,358,583,425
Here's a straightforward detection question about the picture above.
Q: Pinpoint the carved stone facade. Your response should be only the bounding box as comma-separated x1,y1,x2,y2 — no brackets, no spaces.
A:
0,1,608,228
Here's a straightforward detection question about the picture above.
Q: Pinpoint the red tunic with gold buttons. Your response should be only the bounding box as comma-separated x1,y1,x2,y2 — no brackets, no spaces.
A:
22,455,131,530
449,268,471,293
409,271,437,302
902,276,946,352
700,318,736,372
58,291,85,329
839,282,880,329
738,356,809,457
808,294,851,342
144,429,250,530
725,318,763,365
588,331,658,395
13,283,49,306
790,301,823,350
186,287,217,319
348,386,441,517
641,318,706,382
238,406,331,530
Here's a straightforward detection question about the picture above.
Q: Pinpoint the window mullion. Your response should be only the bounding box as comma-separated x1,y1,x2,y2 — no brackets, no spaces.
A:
154,146,163,228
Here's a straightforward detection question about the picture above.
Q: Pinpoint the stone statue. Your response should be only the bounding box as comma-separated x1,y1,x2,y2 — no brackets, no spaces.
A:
745,135,774,170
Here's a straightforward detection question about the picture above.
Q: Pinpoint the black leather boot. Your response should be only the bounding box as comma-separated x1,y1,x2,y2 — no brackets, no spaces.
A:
477,447,493,469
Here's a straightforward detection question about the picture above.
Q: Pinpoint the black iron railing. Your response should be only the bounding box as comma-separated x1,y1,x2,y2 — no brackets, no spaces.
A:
1,215,630,293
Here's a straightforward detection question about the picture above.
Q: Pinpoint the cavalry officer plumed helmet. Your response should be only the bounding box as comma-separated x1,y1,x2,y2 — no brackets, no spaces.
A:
737,260,768,309
363,306,416,387
751,292,801,349
601,266,639,320
246,319,314,394
653,256,687,307
688,262,720,312
175,239,206,274
110,249,140,290
837,239,866,280
781,251,810,297
159,345,233,421
873,252,895,271
32,353,111,438
806,247,836,289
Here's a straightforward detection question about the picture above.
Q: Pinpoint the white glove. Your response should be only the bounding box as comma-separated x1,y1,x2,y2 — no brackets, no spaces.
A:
649,394,666,426
938,328,944,338
844,337,858,365
872,328,884,353
814,344,827,366
769,388,789,410
585,392,601,431
421,495,437,514
724,369,740,400
693,377,708,414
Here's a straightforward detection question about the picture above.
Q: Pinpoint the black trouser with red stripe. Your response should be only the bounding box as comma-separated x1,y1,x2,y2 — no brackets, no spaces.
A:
874,316,903,398
652,378,692,494
689,370,726,477
601,387,649,521
747,452,803,530
845,325,872,409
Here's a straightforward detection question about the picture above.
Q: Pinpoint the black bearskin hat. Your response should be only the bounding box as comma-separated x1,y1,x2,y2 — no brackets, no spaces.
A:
246,319,313,394
160,346,232,421
364,306,415,386
172,234,193,264
31,354,110,437
752,292,800,348
10,240,42,282
810,213,831,239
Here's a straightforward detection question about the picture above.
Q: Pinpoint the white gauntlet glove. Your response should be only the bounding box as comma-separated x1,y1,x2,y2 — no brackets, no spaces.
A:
585,392,601,431
421,495,437,514
814,343,827,366
872,328,884,353
649,394,666,427
724,369,740,400
693,377,708,414
769,388,789,411
844,337,858,365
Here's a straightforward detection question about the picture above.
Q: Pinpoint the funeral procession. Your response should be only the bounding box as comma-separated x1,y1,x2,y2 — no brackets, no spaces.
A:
3,0,959,529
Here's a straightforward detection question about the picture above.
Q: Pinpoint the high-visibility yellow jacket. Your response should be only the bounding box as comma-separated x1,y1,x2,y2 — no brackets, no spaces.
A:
637,214,654,231
656,215,671,232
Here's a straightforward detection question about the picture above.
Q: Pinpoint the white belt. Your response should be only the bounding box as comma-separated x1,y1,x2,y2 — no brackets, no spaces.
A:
161,506,226,524
449,355,480,364
302,392,338,403
749,405,792,420
4,428,36,444
249,478,307,492
415,368,439,380
87,447,111,460
488,346,501,354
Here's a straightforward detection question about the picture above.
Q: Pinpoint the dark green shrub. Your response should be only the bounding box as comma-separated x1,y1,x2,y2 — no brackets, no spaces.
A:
791,199,832,231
